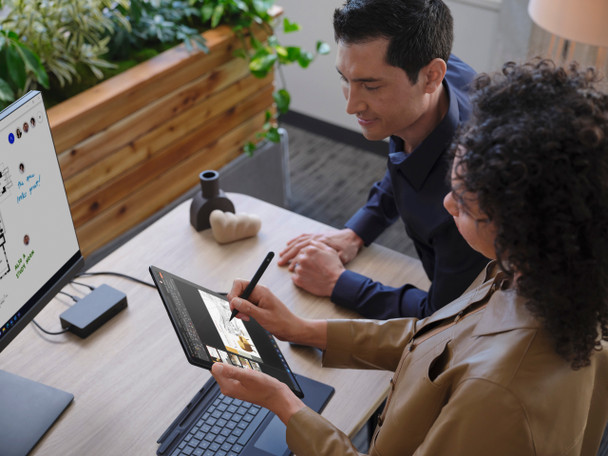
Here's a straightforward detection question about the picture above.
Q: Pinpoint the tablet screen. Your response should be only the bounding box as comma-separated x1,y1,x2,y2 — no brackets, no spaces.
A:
150,266,303,397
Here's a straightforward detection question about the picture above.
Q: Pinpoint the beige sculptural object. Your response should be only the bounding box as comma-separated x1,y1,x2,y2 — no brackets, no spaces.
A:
209,210,262,244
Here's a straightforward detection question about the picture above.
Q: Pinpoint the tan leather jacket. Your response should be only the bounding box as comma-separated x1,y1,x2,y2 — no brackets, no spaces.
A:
286,264,608,455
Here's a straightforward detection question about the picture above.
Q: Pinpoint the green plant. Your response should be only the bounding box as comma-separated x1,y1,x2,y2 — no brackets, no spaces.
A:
106,0,208,60
0,29,48,103
1,0,130,88
197,0,330,153
0,0,328,153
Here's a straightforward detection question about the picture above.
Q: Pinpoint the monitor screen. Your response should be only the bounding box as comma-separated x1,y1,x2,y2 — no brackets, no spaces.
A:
0,90,83,352
0,91,84,455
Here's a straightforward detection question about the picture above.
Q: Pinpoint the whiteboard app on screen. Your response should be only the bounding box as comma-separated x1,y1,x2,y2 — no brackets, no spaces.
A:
0,93,79,338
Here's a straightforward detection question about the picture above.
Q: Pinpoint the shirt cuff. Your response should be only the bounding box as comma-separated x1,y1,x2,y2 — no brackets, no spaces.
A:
331,270,367,310
344,210,387,246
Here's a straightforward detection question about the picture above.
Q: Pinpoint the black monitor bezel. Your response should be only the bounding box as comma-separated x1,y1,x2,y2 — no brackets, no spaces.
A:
0,91,84,354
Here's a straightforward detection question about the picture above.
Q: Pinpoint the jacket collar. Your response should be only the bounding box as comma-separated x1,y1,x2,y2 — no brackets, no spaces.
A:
416,261,541,336
473,287,542,336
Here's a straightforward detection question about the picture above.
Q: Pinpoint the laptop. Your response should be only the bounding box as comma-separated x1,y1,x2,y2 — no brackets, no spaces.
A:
150,266,335,456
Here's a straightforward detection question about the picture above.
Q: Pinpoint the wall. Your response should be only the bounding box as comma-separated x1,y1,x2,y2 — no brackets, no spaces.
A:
277,0,532,133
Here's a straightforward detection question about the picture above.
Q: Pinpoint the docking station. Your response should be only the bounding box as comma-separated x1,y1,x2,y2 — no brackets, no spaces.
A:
59,284,127,338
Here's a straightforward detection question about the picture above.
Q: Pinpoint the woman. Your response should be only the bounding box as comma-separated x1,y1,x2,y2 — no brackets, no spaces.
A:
212,59,608,455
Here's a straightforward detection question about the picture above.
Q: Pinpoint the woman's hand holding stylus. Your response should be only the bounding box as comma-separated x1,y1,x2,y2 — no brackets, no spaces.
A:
227,280,328,350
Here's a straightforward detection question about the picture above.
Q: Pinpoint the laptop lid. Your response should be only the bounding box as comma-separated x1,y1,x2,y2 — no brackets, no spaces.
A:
149,265,304,398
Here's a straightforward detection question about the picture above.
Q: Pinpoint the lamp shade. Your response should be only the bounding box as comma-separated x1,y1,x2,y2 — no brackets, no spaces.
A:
528,0,608,48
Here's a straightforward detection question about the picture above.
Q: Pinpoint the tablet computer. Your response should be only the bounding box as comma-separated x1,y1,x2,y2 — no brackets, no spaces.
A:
149,265,304,398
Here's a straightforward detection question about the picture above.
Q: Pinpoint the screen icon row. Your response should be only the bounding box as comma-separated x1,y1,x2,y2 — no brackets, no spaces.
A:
7,117,38,144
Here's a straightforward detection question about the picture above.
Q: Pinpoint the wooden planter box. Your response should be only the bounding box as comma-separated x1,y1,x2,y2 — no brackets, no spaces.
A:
48,25,274,257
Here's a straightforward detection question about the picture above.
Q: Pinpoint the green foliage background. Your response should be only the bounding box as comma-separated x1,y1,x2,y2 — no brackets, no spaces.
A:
0,0,329,149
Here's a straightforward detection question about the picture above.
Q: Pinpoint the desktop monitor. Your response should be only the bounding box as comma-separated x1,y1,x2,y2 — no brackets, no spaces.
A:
0,91,85,455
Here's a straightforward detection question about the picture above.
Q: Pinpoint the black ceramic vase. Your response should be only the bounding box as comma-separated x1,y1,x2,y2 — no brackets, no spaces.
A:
190,170,235,231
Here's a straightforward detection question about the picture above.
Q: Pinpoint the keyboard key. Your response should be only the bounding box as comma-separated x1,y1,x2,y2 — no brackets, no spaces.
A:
214,434,226,444
203,433,214,442
189,437,200,447
226,420,238,430
227,435,238,444
237,409,269,446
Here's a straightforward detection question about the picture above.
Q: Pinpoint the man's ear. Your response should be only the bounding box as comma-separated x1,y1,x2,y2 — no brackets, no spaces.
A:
421,58,447,94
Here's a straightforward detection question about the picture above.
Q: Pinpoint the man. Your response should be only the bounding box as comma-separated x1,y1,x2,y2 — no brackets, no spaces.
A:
278,0,488,319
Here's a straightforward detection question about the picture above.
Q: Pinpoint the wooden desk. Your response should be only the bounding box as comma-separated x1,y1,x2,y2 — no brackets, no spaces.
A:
0,193,429,455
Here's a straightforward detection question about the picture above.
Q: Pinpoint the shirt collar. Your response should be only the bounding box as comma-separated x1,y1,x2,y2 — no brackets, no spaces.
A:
388,79,460,190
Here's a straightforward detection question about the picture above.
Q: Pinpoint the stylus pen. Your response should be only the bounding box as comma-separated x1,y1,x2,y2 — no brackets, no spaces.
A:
229,251,274,321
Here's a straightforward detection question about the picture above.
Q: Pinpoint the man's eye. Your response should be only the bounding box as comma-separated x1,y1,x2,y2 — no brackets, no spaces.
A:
363,84,379,91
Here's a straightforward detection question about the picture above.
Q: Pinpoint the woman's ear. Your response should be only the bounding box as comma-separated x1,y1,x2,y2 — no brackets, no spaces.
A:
421,58,447,94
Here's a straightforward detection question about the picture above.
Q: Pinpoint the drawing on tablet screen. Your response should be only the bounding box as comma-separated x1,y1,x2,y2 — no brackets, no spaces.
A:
199,290,262,363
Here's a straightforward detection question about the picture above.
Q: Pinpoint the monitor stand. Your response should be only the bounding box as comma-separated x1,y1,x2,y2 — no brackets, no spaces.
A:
0,370,73,456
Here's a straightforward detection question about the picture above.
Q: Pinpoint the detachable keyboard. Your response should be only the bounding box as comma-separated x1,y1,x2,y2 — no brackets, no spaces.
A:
157,374,334,456
172,394,269,456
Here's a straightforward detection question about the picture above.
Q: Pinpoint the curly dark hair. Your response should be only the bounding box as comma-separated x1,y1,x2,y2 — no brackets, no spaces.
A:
333,0,453,83
452,59,608,369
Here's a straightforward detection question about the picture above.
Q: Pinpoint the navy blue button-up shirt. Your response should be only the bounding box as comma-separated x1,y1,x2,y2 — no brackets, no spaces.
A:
332,55,489,319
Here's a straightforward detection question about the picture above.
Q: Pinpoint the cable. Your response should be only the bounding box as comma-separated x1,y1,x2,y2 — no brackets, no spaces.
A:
58,290,80,302
33,271,148,338
32,291,78,334
32,319,69,335
76,271,155,288
34,270,156,337
70,280,96,291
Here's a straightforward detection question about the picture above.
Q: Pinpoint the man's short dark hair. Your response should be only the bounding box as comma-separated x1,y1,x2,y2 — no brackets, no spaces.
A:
333,0,454,83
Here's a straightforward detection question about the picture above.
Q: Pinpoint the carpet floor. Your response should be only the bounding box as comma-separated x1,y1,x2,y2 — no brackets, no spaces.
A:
283,122,417,258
